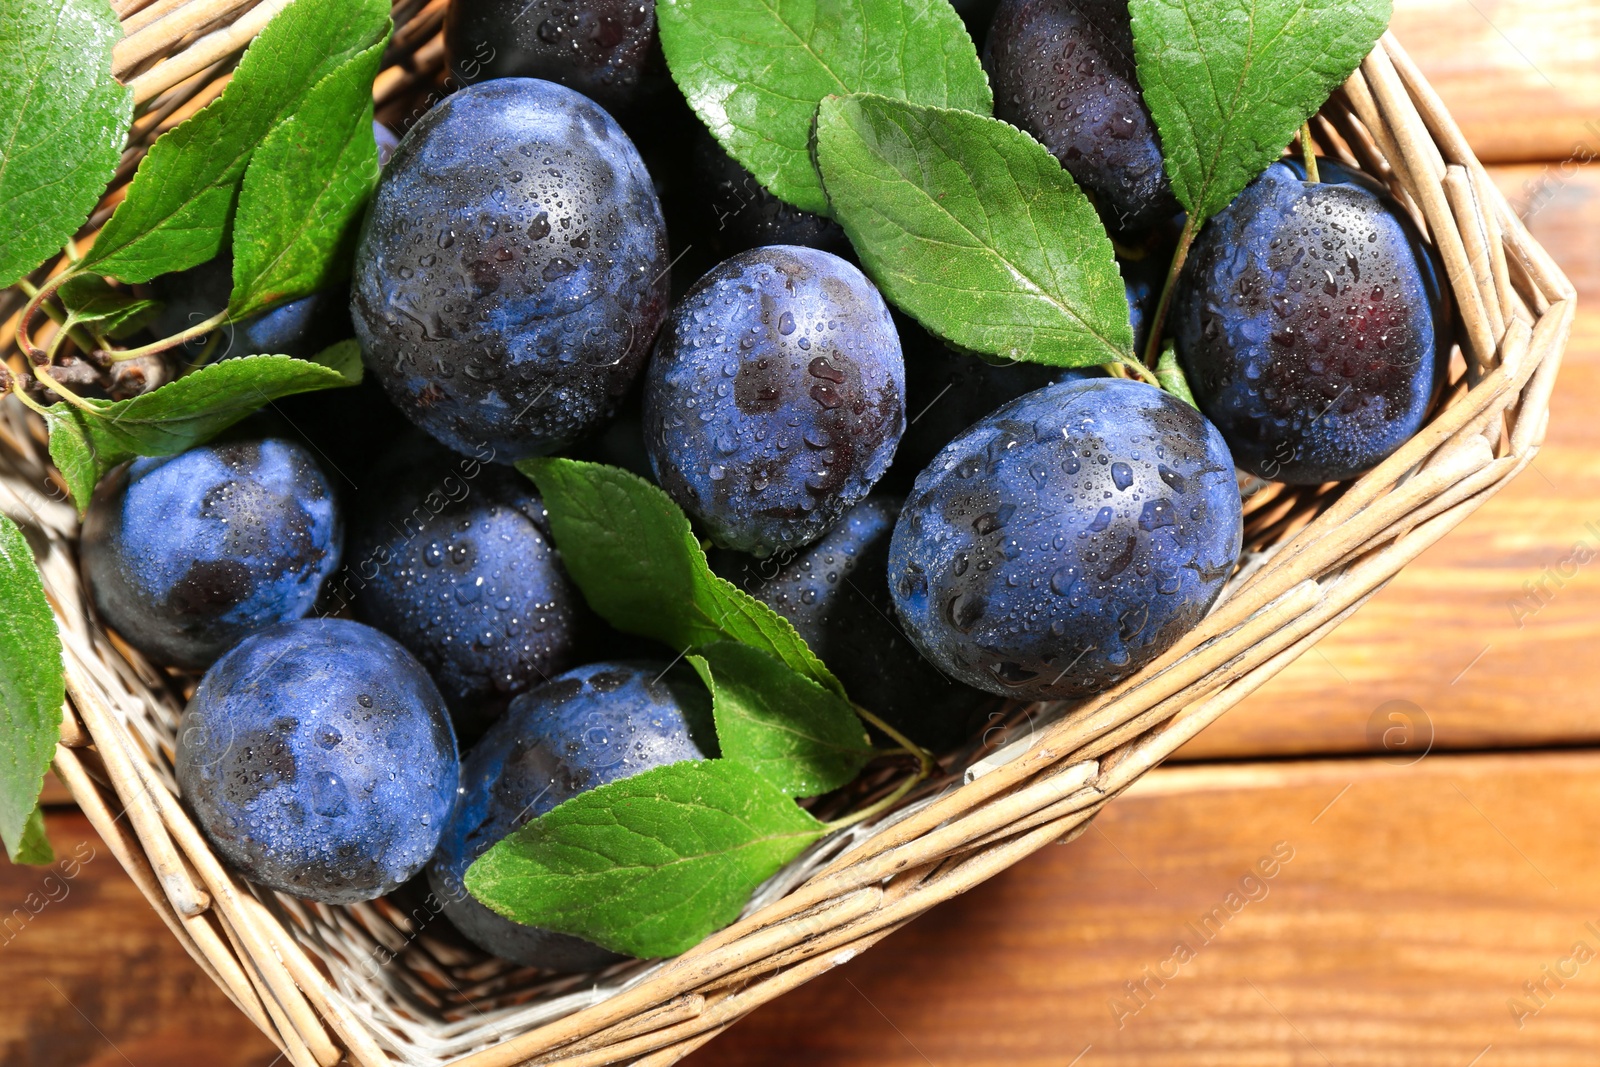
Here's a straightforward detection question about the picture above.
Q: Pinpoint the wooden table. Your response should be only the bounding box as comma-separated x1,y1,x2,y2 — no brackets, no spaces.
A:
4,4,1596,1063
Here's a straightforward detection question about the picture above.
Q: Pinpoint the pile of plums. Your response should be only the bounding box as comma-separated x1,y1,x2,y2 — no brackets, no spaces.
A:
83,0,1448,971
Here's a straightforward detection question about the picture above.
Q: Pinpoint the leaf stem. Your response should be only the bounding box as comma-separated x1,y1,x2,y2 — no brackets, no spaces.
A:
851,702,935,780
824,703,939,834
103,309,228,362
6,376,54,418
15,270,80,365
822,763,925,834
17,279,99,361
1141,215,1197,370
178,329,224,379
1117,356,1160,387
1300,122,1320,183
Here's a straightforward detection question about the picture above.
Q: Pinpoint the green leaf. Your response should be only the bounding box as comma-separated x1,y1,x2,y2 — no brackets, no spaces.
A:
81,0,390,283
44,342,362,512
1155,342,1197,408
688,642,870,798
15,805,54,865
520,458,843,695
815,94,1134,370
466,759,827,957
0,0,131,288
0,514,65,864
229,37,388,318
1129,0,1391,224
45,412,97,512
58,275,161,339
656,0,991,214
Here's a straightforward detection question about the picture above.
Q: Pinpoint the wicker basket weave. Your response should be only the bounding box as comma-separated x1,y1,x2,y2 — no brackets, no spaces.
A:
0,0,1575,1063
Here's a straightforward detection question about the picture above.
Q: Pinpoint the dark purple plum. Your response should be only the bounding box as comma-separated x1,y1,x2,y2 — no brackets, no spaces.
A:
351,78,670,464
346,437,580,736
1121,251,1165,357
149,253,352,362
891,309,1148,491
644,246,905,557
176,618,458,904
164,125,403,481
445,0,658,113
428,661,710,970
716,497,1000,751
889,378,1242,700
1174,158,1451,484
81,438,343,669
983,0,1178,236
690,129,850,262
891,332,1063,491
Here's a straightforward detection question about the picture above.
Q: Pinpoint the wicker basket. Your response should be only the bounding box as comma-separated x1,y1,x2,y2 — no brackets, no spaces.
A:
0,0,1574,1063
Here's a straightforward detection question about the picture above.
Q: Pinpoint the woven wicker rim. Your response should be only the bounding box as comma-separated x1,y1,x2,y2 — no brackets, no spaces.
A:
0,1,1575,1064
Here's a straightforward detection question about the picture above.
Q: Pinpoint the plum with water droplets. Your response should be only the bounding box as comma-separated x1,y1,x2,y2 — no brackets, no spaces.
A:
885,258,1162,491
715,496,1000,751
644,245,905,557
889,319,1114,491
1174,158,1451,484
176,618,459,904
445,0,658,114
889,378,1242,700
983,0,1177,236
347,436,581,738
428,660,710,970
351,78,670,463
81,438,343,669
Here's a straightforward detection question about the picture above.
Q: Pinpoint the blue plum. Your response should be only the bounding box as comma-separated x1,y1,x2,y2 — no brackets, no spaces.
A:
889,318,1095,490
428,661,711,970
1122,251,1166,358
889,378,1242,700
81,438,343,669
445,0,659,114
351,78,671,463
984,0,1177,237
644,246,905,557
690,129,850,262
717,497,1000,752
175,618,459,904
1174,158,1451,484
150,253,352,362
889,262,1159,492
166,126,410,487
348,437,580,734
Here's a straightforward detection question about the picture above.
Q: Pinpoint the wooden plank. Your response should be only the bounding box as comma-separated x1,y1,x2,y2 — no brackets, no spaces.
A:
0,811,277,1067
692,751,1600,1066
15,755,1600,1067
1177,164,1600,761
1393,0,1600,164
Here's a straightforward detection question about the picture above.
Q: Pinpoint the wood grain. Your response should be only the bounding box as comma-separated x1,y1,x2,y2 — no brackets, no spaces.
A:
15,756,1600,1067
1175,163,1600,761
0,811,277,1067
693,751,1600,1066
1392,0,1600,164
